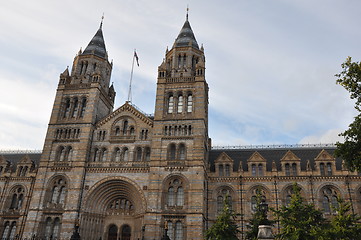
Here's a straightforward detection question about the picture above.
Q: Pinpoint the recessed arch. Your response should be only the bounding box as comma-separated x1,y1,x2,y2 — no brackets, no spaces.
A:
83,176,146,215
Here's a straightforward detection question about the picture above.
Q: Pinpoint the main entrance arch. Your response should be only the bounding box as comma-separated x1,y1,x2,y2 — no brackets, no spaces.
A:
80,177,146,240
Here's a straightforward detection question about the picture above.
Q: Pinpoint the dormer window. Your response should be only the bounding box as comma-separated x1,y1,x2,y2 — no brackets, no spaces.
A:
320,163,325,176
327,163,332,176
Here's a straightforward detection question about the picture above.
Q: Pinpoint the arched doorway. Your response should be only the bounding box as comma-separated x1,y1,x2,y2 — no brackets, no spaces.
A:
108,224,118,240
121,224,131,240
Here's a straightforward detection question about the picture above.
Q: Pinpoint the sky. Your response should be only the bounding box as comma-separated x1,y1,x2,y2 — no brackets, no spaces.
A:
0,0,360,150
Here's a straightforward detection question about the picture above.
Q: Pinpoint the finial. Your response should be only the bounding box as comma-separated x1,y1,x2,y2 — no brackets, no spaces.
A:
100,13,104,29
186,5,189,21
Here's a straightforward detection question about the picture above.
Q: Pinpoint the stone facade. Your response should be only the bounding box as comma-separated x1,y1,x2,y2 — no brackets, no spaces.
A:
0,16,360,240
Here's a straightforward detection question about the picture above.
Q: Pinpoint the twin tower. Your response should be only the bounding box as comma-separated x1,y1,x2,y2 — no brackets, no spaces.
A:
23,15,210,239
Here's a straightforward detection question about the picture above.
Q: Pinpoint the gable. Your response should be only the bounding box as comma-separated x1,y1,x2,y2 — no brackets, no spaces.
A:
314,149,335,162
96,102,153,128
214,152,233,164
281,150,300,162
247,151,266,163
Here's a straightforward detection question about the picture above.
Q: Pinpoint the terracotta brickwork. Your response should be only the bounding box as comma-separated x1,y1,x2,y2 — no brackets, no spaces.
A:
0,17,360,240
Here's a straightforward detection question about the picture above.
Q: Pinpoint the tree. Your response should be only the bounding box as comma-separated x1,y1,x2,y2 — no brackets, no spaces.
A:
205,197,239,240
324,197,361,240
335,57,361,171
245,189,272,240
272,183,325,240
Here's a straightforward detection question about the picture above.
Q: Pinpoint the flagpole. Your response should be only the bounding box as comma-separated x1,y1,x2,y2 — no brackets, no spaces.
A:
128,49,136,103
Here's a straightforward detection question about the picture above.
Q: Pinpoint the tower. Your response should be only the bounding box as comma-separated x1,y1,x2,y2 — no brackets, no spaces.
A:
23,22,115,239
146,13,210,240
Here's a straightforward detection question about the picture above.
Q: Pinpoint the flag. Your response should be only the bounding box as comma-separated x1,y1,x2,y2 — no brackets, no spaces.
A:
134,50,139,66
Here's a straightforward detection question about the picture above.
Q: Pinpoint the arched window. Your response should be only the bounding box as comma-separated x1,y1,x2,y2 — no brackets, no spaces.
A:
327,163,332,176
285,163,290,176
179,144,186,160
65,146,73,161
177,187,184,206
250,188,266,212
71,98,78,118
123,148,129,162
130,127,135,135
217,196,224,213
63,98,71,118
168,96,174,113
56,146,65,162
9,187,25,210
79,98,87,118
175,221,183,240
320,163,325,176
114,148,121,162
177,95,183,113
45,217,52,239
251,164,256,176
167,221,174,240
136,147,142,161
2,221,10,240
321,187,339,214
187,94,193,113
219,164,224,177
292,163,297,176
115,127,120,136
217,188,232,214
49,178,67,206
8,222,16,240
258,164,263,176
145,147,151,161
167,179,184,207
225,164,230,177
44,217,61,240
168,144,176,160
123,120,128,135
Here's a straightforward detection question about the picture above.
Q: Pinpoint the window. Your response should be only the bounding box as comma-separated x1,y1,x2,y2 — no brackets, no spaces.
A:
71,98,78,118
250,188,266,212
79,98,87,118
123,120,128,135
168,96,174,113
217,188,232,214
251,164,256,176
187,94,193,113
114,148,121,162
179,144,186,160
123,148,129,161
321,187,338,214
285,163,290,176
258,164,263,176
166,220,183,240
225,164,230,177
44,217,61,239
292,163,297,176
177,95,183,113
136,147,142,161
9,187,25,210
63,98,70,118
219,164,224,177
167,179,184,207
327,163,332,176
145,147,151,161
320,163,325,176
1,221,16,240
168,144,176,160
50,178,67,205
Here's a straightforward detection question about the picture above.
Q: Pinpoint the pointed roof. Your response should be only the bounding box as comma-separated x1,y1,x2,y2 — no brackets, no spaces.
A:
174,15,199,49
82,23,107,59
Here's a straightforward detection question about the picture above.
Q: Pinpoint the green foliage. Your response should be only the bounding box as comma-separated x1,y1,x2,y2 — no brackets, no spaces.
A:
324,197,361,240
272,183,325,240
335,57,361,171
205,198,239,240
245,189,272,240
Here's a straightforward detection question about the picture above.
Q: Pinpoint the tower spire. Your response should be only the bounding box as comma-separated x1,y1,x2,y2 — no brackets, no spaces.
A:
186,5,189,21
100,13,104,29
